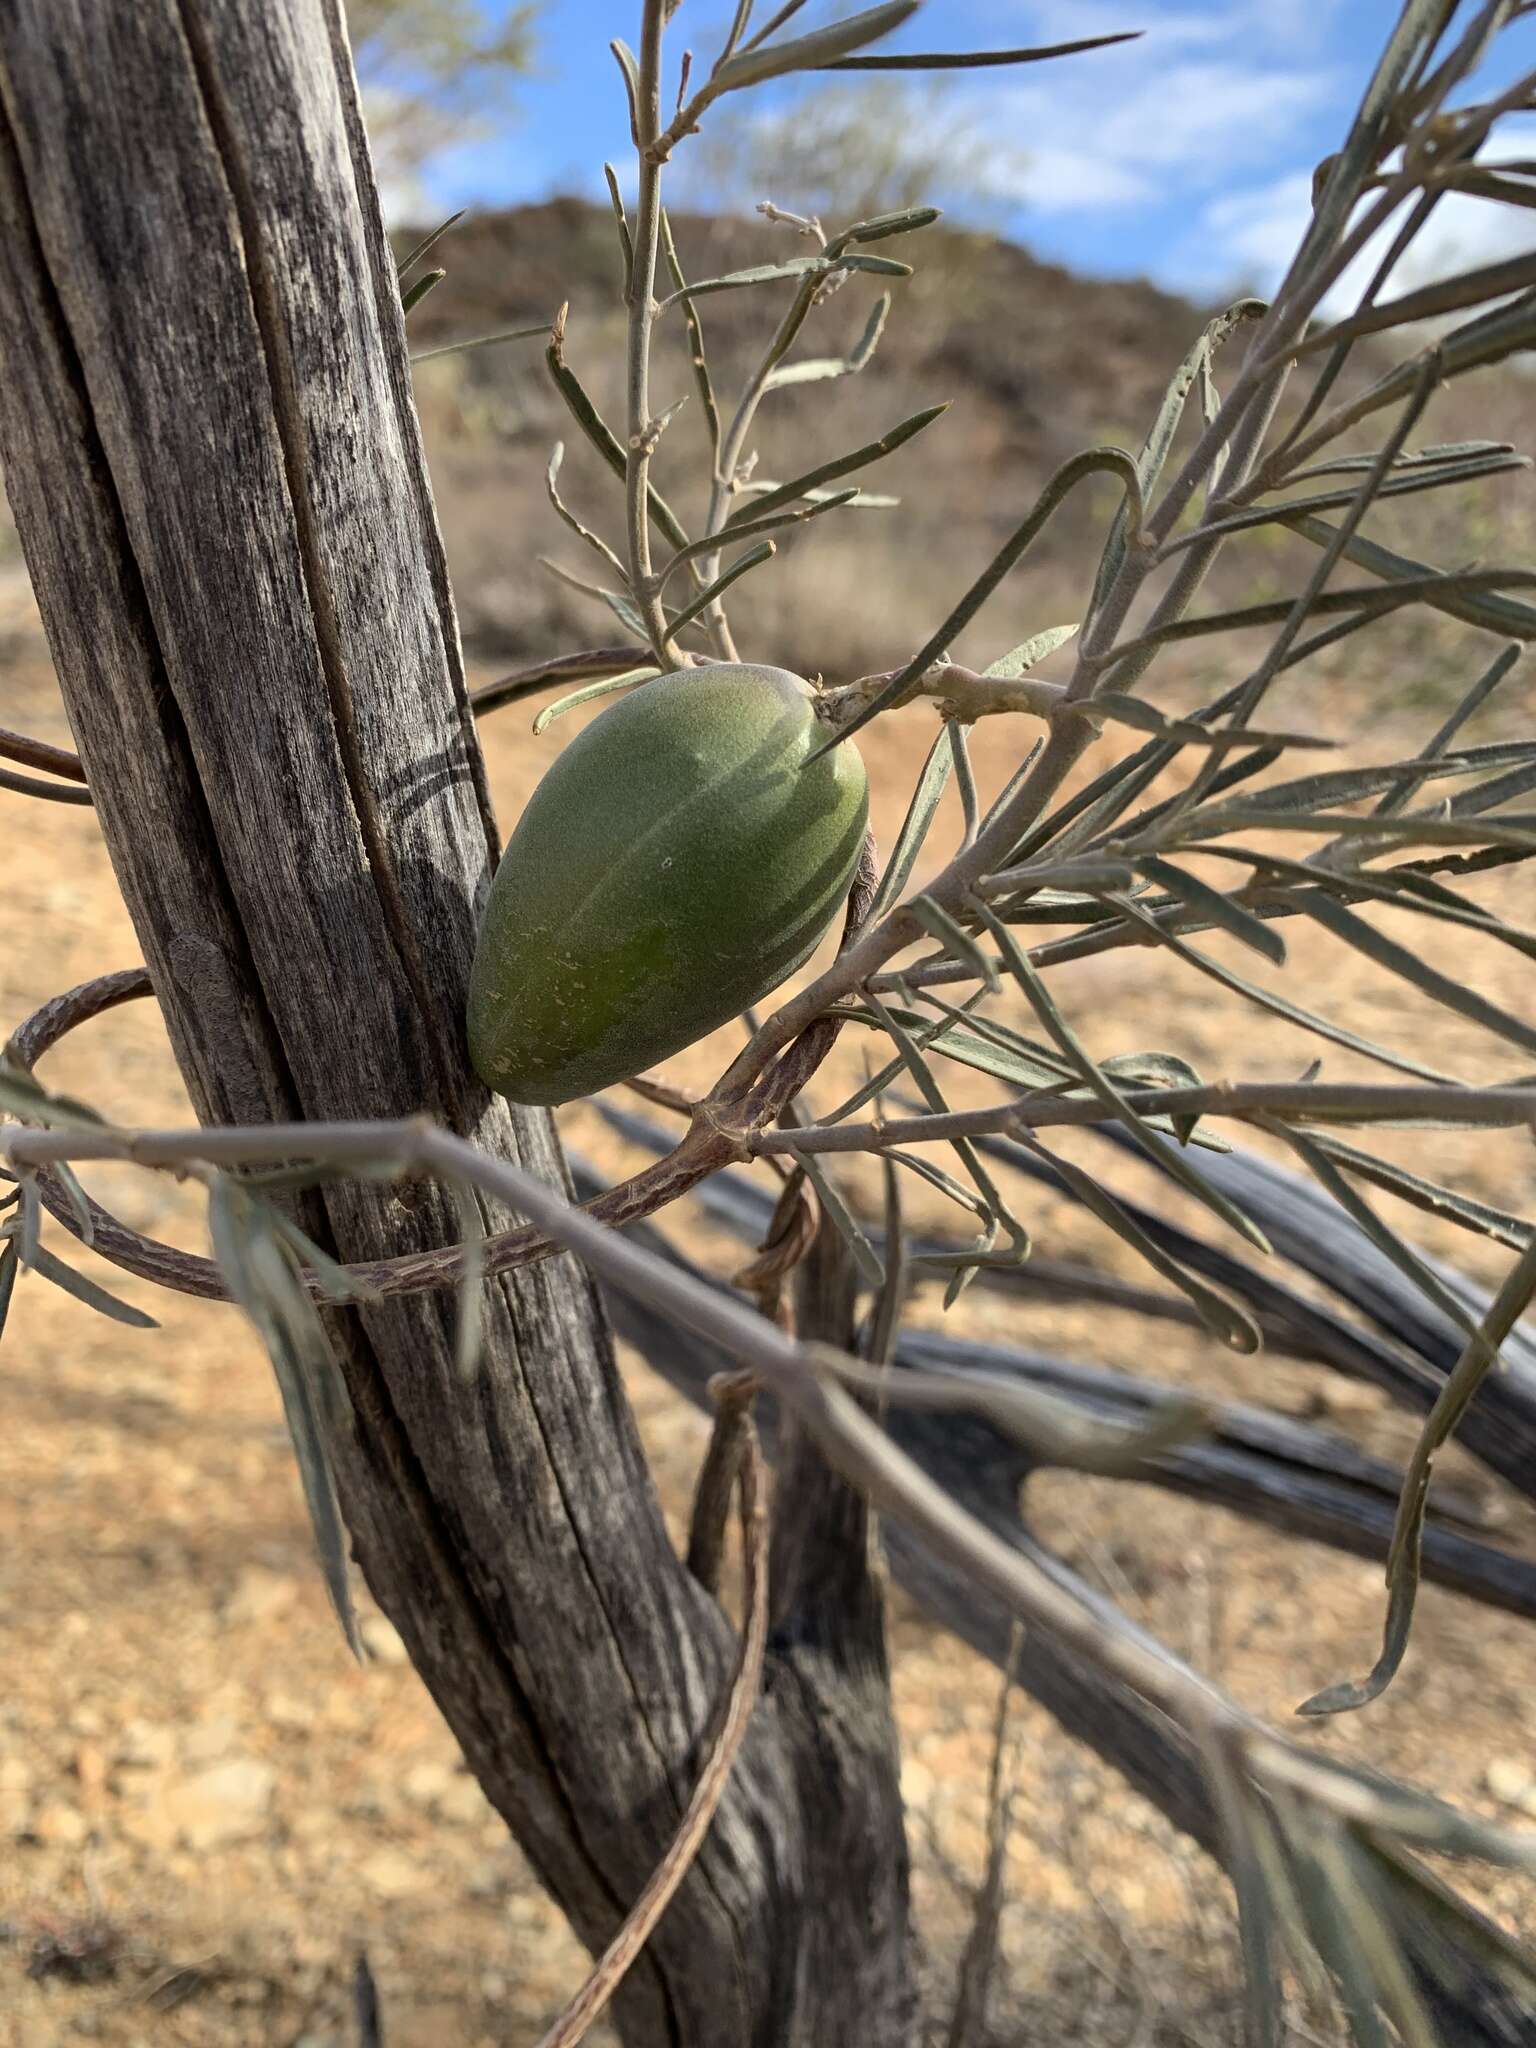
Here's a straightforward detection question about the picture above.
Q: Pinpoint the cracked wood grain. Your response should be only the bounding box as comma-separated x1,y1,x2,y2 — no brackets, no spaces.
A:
0,4,913,2041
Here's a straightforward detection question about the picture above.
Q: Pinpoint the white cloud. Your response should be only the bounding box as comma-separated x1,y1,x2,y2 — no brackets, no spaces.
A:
1019,0,1343,61
967,55,1339,218
1011,144,1154,214
1176,147,1536,309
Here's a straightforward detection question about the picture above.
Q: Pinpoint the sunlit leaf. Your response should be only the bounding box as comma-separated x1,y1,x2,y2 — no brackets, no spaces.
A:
763,292,891,388
982,623,1079,679
818,446,1141,756
411,322,549,365
399,268,445,317
1089,296,1265,618
712,2,919,91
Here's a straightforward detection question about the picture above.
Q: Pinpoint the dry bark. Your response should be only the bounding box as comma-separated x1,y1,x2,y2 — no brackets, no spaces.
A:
0,3,911,2039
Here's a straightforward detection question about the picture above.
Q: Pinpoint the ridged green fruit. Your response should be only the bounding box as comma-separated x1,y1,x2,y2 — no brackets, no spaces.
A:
467,663,868,1106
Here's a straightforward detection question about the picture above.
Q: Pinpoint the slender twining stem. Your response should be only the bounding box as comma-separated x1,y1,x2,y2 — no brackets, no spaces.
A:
11,1106,1536,1879
693,258,829,659
0,724,87,783
745,1082,1536,1156
625,2,679,666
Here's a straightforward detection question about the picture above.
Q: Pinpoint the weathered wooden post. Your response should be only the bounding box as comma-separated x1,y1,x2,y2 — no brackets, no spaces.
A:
0,3,913,2039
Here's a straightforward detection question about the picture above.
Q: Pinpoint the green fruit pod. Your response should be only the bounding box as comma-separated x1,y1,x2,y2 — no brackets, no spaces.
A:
467,662,869,1106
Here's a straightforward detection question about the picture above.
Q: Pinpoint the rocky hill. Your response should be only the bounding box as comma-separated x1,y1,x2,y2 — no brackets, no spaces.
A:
400,199,1250,676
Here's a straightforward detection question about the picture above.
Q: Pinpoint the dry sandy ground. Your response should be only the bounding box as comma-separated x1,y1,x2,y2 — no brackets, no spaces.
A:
3,567,1536,2046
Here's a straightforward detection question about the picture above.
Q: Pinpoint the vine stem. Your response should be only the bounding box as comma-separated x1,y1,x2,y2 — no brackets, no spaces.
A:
625,1,678,666
13,1095,1536,1875
746,1082,1536,1156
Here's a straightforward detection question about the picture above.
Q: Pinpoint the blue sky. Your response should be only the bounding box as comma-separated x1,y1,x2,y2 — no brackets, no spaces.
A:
409,2,1536,302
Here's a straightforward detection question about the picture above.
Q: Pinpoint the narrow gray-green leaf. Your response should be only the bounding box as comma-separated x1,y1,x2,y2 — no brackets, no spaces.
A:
1184,744,1536,825
208,1184,361,1659
271,1214,380,1305
27,1242,158,1327
1101,890,1460,1085
411,322,549,365
725,402,948,528
885,1145,990,1220
0,1055,106,1130
1134,856,1286,965
865,1158,908,1370
395,209,465,277
667,541,777,637
1177,808,1536,852
827,206,940,249
602,163,633,291
947,719,979,848
818,446,1140,756
978,902,1272,1262
610,38,641,141
1290,516,1536,641
1284,1821,1395,2048
762,291,890,389
797,1150,884,1286
713,1,918,91
909,892,997,989
532,666,660,736
452,1181,486,1383
14,1180,40,1269
545,322,692,552
399,269,445,317
1300,1232,1536,1716
1372,644,1523,819
868,724,952,919
866,992,1030,1265
53,1160,97,1249
1090,296,1265,619
660,250,911,311
1315,1137,1532,1251
1096,693,1332,753
982,622,1079,679
537,556,650,640
660,211,721,459
1300,890,1536,1059
824,31,1141,71
0,1238,16,1344
1019,1135,1261,1353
